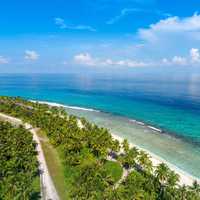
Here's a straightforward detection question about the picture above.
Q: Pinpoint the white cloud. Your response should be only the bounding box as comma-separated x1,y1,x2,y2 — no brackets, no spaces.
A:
160,48,200,66
190,48,200,63
172,56,187,65
134,13,200,64
74,47,200,68
107,8,139,25
162,58,169,64
54,17,96,32
74,53,96,66
73,25,96,32
24,50,39,61
107,8,170,25
139,13,200,42
74,52,150,67
55,17,66,29
0,56,9,64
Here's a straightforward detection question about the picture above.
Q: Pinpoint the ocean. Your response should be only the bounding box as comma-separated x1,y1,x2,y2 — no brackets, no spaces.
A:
0,73,200,178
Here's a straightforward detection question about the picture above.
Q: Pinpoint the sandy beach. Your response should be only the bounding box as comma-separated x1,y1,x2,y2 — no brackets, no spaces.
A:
111,133,200,186
33,100,200,186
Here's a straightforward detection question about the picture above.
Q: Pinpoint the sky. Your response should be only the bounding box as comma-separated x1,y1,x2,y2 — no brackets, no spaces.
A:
1,0,200,74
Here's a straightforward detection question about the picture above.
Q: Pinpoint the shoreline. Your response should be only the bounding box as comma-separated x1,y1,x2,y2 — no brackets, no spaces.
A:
31,100,167,134
32,100,200,146
111,133,199,186
32,99,200,186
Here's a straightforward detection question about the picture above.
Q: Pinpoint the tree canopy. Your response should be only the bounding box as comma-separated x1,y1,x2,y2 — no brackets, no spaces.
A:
0,96,199,200
0,121,40,200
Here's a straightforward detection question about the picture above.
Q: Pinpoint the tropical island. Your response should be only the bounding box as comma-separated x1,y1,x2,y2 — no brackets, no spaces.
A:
0,96,200,200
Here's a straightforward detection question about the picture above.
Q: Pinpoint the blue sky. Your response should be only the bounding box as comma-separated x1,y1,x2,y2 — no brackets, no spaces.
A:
1,0,200,73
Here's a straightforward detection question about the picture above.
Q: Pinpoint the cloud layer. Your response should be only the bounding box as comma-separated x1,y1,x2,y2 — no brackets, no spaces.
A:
74,52,150,67
74,48,200,67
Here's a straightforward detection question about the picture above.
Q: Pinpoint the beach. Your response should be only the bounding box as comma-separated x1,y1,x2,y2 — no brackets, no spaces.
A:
111,133,199,186
34,100,200,186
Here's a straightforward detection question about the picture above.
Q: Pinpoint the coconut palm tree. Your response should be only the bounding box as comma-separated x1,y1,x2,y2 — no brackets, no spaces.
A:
155,163,170,185
119,147,139,169
111,139,120,153
190,180,200,194
178,185,188,200
122,139,129,154
137,150,153,173
155,163,171,199
167,170,180,187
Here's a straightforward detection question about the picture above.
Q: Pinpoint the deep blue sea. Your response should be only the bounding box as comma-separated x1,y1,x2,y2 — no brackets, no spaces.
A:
1,73,200,178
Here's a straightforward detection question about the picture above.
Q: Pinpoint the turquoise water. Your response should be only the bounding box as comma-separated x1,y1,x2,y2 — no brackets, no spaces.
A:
0,73,200,177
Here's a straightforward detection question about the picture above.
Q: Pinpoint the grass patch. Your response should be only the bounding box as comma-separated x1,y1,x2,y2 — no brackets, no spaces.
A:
36,130,69,200
103,160,123,183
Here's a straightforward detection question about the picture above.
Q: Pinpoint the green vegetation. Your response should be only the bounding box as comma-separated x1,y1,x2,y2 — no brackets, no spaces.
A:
103,161,123,183
0,96,200,200
0,120,40,200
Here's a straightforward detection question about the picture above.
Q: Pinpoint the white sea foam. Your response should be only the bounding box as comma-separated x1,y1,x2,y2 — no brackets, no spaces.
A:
30,100,100,112
129,119,145,125
130,119,162,132
136,121,145,126
129,119,137,123
147,125,162,133
64,105,99,112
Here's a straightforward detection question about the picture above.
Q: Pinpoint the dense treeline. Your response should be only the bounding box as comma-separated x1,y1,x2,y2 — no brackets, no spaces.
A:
0,96,200,200
0,120,39,200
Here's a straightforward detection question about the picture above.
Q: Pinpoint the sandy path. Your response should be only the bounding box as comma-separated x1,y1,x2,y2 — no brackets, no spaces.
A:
0,113,60,200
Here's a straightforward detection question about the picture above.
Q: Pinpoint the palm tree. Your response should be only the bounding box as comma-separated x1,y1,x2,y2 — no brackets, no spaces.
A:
178,185,188,200
137,150,153,173
119,147,139,169
155,163,170,185
133,190,145,200
111,139,120,153
190,180,200,194
104,187,124,200
122,139,129,154
155,163,171,199
167,170,180,187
